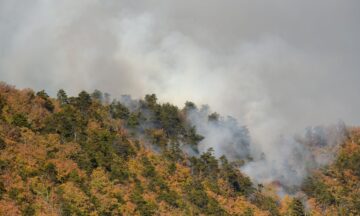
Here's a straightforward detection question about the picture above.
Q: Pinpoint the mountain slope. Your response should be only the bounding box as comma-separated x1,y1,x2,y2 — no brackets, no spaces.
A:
0,82,358,215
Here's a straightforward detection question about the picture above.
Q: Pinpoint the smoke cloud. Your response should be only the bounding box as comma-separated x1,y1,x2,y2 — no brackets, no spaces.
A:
242,122,347,188
186,105,251,160
1,0,359,187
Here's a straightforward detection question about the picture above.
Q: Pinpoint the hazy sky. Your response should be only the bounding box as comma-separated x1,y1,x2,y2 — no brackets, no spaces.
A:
1,0,360,139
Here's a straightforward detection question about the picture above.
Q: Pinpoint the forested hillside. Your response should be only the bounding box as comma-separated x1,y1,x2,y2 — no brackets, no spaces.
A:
0,82,358,215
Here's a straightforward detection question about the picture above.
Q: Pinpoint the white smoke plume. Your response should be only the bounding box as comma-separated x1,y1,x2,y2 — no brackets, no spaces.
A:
185,105,251,160
242,122,348,188
185,102,348,188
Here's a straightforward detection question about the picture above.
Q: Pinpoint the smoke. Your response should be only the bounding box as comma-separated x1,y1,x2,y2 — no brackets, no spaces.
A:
1,0,360,187
184,102,348,188
242,122,348,188
186,105,251,160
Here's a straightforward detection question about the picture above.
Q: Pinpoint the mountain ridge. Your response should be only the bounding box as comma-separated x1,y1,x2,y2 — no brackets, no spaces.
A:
0,82,358,215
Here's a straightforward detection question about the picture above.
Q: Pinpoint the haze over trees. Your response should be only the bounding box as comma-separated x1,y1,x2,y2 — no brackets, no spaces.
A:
0,82,359,215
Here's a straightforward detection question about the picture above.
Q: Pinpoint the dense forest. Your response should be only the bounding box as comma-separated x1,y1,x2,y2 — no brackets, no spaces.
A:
0,82,359,215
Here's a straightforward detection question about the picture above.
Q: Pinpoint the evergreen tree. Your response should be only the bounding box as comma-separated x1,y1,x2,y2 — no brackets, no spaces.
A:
12,113,30,128
57,89,68,105
36,90,49,99
288,198,305,216
145,94,157,109
184,101,197,111
110,101,130,119
77,91,92,114
208,112,220,122
0,137,5,150
0,95,5,112
91,89,103,102
127,112,140,128
158,103,182,137
37,90,54,112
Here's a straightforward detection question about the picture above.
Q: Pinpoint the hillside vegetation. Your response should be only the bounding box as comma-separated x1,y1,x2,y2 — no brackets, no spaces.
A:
0,82,359,215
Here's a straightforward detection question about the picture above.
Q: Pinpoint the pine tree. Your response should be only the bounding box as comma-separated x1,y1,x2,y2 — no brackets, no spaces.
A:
77,91,92,114
57,89,68,105
288,198,305,216
91,89,103,102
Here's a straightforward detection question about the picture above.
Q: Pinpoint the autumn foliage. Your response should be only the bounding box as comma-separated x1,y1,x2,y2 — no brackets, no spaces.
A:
0,82,358,215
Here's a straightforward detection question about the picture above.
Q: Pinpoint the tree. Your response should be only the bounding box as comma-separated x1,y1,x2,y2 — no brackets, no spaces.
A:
0,138,5,150
112,136,136,159
184,101,197,111
157,190,180,208
145,94,157,109
199,148,219,179
127,112,140,128
36,90,49,99
251,193,280,216
12,113,30,128
44,106,85,142
0,182,5,199
104,92,111,104
110,101,130,119
22,205,35,216
208,112,220,122
185,180,209,209
0,95,6,114
190,148,219,179
37,90,54,112
89,168,123,215
336,148,360,177
287,198,305,216
142,157,156,178
184,180,225,214
185,126,204,146
91,89,103,102
44,162,58,182
57,89,68,105
58,182,95,215
147,129,168,149
302,177,335,206
242,208,254,216
77,91,92,113
130,184,158,216
164,140,183,162
220,155,254,196
158,103,183,137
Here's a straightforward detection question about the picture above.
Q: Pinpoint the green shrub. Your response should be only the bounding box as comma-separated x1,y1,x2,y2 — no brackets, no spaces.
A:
12,113,30,128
